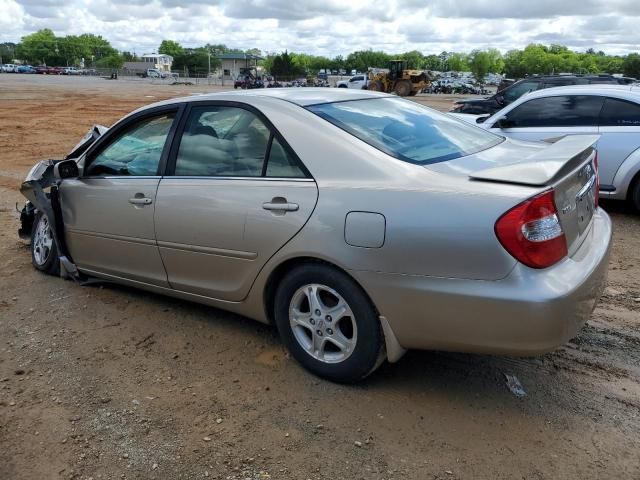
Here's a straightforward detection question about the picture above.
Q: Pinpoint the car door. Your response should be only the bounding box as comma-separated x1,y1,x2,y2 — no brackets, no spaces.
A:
487,95,603,143
154,103,318,301
60,106,181,286
596,97,640,188
349,76,364,89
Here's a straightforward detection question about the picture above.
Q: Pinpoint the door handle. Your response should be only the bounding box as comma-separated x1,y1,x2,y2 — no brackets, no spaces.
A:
262,201,299,212
128,197,152,205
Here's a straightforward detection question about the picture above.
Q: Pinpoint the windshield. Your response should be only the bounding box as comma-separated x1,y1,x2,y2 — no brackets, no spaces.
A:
307,97,503,165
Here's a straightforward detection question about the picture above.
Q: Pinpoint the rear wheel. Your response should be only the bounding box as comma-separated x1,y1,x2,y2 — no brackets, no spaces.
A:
31,211,60,275
394,80,411,97
338,84,347,88
274,264,384,383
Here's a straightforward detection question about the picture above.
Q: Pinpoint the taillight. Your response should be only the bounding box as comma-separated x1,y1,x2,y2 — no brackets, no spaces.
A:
594,153,600,208
495,190,568,269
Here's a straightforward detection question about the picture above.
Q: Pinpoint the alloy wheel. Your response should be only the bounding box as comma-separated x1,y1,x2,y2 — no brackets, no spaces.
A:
288,283,358,364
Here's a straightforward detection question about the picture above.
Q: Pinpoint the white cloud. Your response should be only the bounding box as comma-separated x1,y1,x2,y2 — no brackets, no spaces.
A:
1,0,640,56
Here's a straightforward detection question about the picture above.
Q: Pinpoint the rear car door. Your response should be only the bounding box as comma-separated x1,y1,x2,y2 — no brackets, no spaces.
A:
596,97,640,188
154,103,318,301
489,95,603,143
60,107,180,286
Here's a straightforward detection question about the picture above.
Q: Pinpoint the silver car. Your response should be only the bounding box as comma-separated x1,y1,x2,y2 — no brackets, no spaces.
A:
20,89,611,383
453,85,640,210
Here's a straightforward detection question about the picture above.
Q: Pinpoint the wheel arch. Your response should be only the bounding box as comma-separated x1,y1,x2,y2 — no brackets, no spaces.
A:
262,255,407,363
263,256,371,326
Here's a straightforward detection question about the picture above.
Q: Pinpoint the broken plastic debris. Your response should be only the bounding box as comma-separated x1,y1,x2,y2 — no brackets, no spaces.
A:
504,373,527,397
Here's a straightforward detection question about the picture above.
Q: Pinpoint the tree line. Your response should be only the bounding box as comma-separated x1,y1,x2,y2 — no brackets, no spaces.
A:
4,29,640,81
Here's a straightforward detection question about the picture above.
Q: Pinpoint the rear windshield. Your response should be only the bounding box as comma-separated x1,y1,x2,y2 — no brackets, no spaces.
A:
307,97,503,165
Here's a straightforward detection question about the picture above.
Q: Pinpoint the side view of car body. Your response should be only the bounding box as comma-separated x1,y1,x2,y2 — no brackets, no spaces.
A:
460,85,640,210
19,89,611,383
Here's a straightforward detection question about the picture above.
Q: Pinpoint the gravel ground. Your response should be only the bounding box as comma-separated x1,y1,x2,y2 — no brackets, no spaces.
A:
0,74,639,480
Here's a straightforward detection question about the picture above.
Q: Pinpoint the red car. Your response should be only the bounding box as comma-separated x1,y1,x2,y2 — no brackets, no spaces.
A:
35,66,63,75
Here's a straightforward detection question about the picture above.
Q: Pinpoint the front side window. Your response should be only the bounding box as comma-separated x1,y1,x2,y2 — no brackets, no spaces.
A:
599,97,640,126
505,95,604,128
307,97,503,165
86,113,175,176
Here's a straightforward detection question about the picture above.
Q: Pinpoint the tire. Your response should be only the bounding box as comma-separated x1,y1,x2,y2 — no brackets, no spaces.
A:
274,263,384,383
31,211,60,276
630,175,640,212
368,80,384,92
394,80,411,97
338,84,347,88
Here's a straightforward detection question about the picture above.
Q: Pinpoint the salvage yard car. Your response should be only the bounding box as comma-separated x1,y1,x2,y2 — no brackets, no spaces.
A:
453,85,640,210
19,89,611,383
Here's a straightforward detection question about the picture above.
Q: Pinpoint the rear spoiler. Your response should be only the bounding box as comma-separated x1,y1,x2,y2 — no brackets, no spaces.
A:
469,135,599,186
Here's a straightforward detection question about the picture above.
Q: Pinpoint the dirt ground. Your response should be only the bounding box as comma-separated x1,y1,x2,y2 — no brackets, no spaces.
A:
0,75,639,480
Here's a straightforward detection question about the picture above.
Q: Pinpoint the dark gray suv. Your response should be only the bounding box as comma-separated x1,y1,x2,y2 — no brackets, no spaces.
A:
451,75,634,114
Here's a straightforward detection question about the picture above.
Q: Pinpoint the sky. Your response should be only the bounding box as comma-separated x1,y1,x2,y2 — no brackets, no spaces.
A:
1,0,640,57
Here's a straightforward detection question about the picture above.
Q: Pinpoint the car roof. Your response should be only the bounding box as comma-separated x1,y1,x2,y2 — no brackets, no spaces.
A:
173,88,390,107
520,84,640,100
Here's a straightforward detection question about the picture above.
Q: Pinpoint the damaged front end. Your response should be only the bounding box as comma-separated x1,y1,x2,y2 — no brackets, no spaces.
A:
18,125,107,280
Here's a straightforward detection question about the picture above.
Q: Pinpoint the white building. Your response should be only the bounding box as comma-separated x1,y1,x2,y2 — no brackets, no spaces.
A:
141,53,173,72
214,53,262,81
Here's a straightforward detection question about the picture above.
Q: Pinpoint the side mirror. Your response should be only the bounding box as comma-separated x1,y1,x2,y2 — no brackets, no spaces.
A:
476,114,490,124
495,94,505,106
54,159,80,180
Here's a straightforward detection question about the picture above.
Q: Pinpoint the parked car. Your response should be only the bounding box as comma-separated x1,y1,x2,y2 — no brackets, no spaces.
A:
19,89,610,383
62,67,81,75
2,63,18,72
451,75,631,115
458,85,640,210
17,65,37,74
336,74,369,89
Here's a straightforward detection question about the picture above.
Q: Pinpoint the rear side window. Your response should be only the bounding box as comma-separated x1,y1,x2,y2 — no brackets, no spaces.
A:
174,105,307,178
308,97,503,165
505,95,604,128
501,81,539,103
599,98,640,126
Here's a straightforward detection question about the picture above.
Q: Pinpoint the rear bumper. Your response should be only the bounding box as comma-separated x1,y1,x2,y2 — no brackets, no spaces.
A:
352,210,612,355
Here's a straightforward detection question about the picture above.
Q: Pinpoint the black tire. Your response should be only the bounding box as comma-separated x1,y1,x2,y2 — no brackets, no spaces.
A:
31,211,60,276
338,84,347,88
367,80,384,92
394,80,411,97
274,263,384,383
630,176,640,212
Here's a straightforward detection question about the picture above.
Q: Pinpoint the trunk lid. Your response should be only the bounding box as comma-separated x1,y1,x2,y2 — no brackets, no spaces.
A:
427,135,600,258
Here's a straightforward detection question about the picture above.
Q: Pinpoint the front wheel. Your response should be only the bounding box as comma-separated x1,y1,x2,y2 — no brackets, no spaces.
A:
31,211,60,276
274,264,384,383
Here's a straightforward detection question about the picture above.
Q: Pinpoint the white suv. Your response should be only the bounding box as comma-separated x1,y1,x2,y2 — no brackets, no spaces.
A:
336,74,369,90
472,85,640,210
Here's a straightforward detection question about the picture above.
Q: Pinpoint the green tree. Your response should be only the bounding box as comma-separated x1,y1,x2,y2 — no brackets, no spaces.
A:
16,28,58,65
447,52,469,71
345,50,390,72
96,55,123,69
468,50,492,82
0,42,17,63
158,40,184,58
398,50,424,69
623,53,640,78
271,51,304,79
